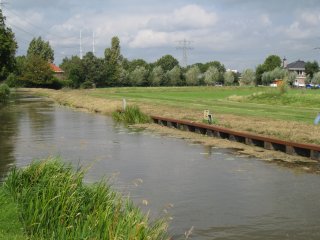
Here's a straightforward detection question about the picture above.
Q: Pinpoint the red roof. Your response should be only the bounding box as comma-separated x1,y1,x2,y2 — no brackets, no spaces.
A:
49,63,64,73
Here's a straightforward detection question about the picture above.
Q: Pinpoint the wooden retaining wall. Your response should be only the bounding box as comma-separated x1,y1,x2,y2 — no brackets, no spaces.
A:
151,115,320,161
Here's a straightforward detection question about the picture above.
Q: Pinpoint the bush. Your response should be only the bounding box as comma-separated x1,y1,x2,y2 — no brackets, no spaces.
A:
112,105,151,124
0,83,10,103
4,73,21,87
4,158,168,239
80,81,94,89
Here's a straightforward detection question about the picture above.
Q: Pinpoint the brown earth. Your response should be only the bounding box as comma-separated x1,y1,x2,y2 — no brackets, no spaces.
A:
23,88,320,173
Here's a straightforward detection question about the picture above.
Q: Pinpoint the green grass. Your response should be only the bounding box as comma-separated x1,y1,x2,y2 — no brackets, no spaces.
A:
89,86,320,124
0,188,25,240
4,158,168,240
112,105,151,124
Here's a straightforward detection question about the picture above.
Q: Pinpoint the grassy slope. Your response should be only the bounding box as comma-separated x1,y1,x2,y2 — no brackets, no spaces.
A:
0,188,25,240
90,87,320,123
26,87,320,145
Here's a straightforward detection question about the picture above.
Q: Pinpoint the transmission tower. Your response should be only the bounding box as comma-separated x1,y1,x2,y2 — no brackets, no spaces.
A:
176,39,193,67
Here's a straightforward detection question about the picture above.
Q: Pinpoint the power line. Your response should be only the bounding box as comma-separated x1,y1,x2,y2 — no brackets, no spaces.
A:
176,39,193,67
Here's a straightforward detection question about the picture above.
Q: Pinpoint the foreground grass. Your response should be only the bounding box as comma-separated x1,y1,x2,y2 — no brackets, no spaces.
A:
3,158,168,240
0,188,24,240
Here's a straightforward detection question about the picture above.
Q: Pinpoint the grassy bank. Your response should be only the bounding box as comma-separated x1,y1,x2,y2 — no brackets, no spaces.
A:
26,87,320,145
0,188,24,240
3,158,168,239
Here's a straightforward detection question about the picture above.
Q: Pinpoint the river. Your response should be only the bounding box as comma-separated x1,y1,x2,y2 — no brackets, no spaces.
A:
1,92,320,239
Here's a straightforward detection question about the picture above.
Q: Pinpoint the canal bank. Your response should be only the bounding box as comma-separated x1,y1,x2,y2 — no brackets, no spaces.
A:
2,91,320,239
23,88,320,169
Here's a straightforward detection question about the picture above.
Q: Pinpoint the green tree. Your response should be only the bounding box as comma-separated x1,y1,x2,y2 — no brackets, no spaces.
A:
287,71,297,86
60,56,85,88
0,9,18,81
154,55,179,72
149,66,164,86
255,55,282,85
166,66,181,86
21,55,53,87
240,69,255,86
104,36,122,86
81,52,106,87
129,66,148,86
185,66,200,86
27,37,54,62
312,72,320,85
204,66,220,85
263,55,281,71
223,71,235,86
126,59,150,73
305,61,319,78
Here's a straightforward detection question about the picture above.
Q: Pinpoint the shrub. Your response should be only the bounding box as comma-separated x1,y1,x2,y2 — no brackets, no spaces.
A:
4,158,168,239
0,83,10,103
112,105,151,124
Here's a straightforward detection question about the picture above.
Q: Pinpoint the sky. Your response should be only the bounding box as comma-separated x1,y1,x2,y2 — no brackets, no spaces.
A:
2,0,320,71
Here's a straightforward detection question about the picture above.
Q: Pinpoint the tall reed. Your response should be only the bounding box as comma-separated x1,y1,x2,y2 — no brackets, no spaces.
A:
4,158,168,239
112,105,151,125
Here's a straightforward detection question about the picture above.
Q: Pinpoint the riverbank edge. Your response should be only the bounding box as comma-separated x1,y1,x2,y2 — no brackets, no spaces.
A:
22,88,320,173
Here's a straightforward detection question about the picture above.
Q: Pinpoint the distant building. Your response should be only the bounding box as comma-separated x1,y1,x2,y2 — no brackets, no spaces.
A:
49,63,65,80
285,60,306,87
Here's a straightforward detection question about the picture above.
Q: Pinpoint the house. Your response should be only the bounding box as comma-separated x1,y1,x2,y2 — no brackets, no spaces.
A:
49,63,65,80
285,60,306,87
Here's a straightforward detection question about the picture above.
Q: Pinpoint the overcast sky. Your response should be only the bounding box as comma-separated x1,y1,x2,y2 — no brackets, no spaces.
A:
2,0,320,70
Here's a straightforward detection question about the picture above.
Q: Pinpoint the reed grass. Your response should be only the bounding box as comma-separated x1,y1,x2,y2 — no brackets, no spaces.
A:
112,105,151,125
0,84,10,103
4,158,168,240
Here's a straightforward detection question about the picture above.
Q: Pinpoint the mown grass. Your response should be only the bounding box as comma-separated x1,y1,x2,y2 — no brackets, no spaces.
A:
112,105,151,124
90,86,320,124
4,158,168,240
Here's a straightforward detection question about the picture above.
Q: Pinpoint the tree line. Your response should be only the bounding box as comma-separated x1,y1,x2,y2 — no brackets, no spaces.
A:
1,9,320,89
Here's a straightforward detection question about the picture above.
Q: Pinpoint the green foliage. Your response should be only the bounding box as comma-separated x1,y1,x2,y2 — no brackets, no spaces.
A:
154,55,179,72
129,66,149,86
60,56,85,88
305,61,319,78
261,67,288,85
112,105,151,124
149,66,164,86
287,71,297,85
81,52,106,87
105,36,122,86
4,73,20,87
20,55,53,87
204,66,220,85
4,158,168,240
0,83,10,103
27,37,54,62
80,81,94,89
166,66,181,86
186,66,201,86
0,9,18,81
0,188,25,239
263,55,282,72
278,78,288,94
255,55,282,84
240,69,255,86
223,71,235,85
311,72,320,85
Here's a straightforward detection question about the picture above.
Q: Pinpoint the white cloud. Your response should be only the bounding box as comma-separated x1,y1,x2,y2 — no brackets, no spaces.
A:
260,14,272,26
